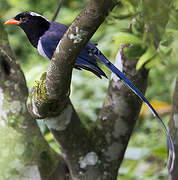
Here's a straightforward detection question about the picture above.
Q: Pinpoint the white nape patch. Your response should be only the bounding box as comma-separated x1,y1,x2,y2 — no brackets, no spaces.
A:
79,152,98,169
111,49,123,82
37,39,49,59
45,104,72,131
29,11,49,22
173,114,178,128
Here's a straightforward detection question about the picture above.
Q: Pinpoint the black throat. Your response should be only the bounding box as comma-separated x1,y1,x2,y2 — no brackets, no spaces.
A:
19,17,50,48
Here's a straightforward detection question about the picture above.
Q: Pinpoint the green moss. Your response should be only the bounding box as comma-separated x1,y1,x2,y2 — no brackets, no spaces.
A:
34,72,48,103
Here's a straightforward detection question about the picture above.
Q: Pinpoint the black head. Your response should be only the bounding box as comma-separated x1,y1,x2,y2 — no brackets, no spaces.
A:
5,11,50,47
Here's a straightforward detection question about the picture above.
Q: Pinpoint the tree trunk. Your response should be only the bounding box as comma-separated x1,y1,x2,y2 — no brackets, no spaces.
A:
169,78,178,180
0,21,68,180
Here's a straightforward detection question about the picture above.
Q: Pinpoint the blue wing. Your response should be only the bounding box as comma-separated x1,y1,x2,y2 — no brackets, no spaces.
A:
40,22,67,59
40,22,107,78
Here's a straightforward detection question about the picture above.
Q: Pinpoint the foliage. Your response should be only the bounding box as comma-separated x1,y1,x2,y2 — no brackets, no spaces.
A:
111,0,172,70
1,0,178,179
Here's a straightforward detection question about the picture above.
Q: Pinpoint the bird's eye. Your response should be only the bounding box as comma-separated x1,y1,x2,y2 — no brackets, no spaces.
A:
20,17,26,22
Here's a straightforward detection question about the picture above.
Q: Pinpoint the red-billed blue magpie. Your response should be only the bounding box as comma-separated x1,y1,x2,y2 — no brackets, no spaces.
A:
5,11,175,171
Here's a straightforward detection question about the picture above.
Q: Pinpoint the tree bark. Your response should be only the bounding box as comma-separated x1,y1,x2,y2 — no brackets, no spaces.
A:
94,49,149,179
0,21,68,180
169,78,178,180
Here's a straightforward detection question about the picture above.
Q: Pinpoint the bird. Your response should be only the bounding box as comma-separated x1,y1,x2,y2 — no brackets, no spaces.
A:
5,11,175,171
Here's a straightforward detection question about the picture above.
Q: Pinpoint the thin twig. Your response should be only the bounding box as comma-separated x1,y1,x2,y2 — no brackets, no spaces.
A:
52,0,64,21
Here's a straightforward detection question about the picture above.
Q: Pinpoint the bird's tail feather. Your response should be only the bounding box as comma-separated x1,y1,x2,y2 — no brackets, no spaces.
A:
93,52,175,172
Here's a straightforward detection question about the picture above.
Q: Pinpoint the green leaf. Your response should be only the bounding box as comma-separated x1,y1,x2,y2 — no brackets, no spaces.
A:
145,56,160,69
136,44,157,70
113,32,142,47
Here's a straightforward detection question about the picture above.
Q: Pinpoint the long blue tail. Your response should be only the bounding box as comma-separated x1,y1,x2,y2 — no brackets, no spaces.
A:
92,51,175,172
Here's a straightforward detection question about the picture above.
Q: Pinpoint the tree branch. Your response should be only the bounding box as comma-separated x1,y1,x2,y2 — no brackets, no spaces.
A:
27,0,118,179
52,0,63,21
45,101,101,179
94,48,148,178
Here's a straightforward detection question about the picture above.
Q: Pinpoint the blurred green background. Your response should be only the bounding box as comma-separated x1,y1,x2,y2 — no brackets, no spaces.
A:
1,0,178,179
